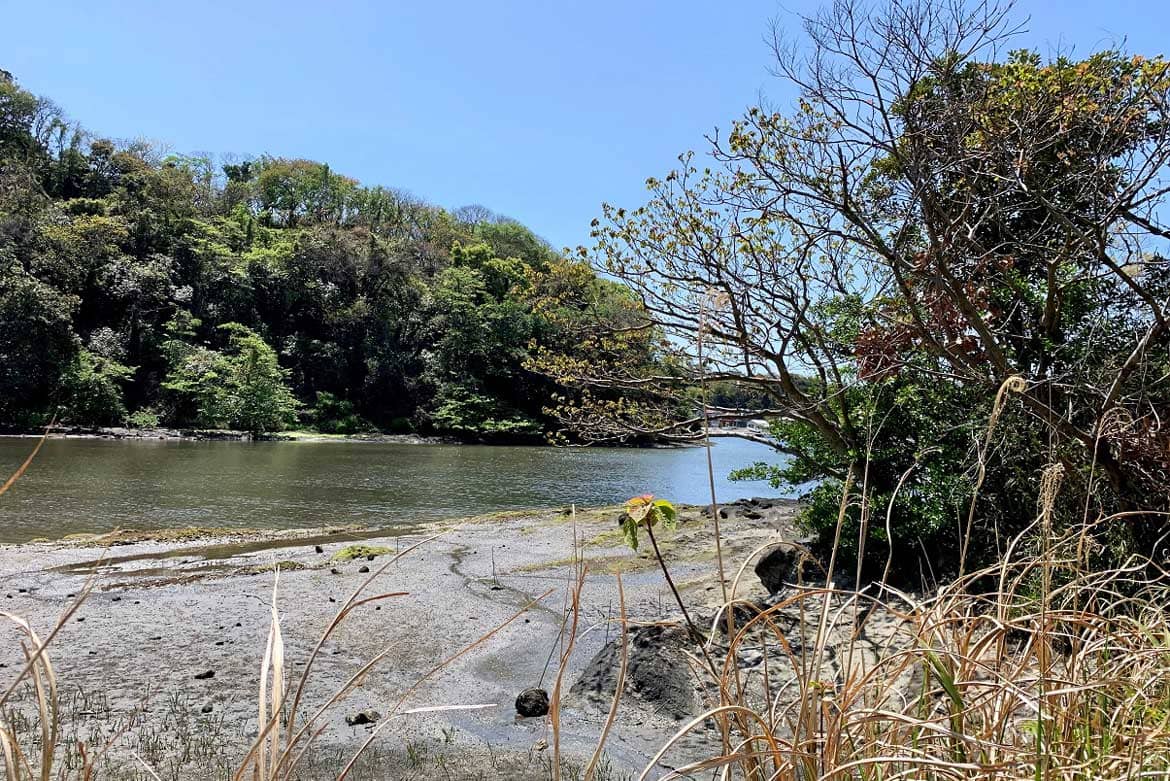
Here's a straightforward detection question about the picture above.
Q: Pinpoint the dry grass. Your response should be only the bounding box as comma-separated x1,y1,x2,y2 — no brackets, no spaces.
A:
643,535,1170,779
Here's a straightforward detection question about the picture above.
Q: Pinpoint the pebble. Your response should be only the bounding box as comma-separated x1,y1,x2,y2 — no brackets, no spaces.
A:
345,709,380,726
315,545,324,554
194,670,215,680
515,688,550,718
201,703,214,714
358,565,369,573
330,568,341,575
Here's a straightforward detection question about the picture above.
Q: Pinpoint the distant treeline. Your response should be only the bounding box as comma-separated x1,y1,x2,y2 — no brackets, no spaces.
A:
0,71,661,439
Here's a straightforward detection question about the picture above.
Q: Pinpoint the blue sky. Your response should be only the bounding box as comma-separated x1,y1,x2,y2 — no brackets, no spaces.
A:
4,0,1168,250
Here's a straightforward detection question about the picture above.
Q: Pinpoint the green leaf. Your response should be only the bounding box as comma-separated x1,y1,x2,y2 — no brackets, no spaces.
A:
621,517,639,551
654,499,678,530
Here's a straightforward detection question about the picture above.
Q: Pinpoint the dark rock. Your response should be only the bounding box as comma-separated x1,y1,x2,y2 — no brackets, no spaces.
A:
315,545,324,554
755,545,800,594
201,703,214,714
345,709,381,726
358,565,369,573
194,670,215,680
489,584,504,591
330,568,341,575
571,626,697,720
743,510,764,520
111,596,121,601
367,554,376,561
515,687,550,717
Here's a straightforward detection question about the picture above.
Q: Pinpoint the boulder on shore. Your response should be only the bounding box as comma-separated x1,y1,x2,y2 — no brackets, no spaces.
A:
515,687,550,717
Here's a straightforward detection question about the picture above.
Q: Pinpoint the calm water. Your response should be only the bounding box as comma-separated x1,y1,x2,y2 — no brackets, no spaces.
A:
0,437,787,543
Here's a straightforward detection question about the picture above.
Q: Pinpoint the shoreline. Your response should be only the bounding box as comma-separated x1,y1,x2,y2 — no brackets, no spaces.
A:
0,425,446,444
0,426,750,449
0,499,808,780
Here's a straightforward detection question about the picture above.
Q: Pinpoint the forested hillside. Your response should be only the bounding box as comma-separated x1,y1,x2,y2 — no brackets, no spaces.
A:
0,70,658,439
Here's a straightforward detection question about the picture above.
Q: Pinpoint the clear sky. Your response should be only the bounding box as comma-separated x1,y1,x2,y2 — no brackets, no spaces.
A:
3,0,1168,250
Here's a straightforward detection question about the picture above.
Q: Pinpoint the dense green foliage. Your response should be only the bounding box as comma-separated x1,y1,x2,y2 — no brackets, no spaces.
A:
568,8,1170,581
0,72,647,438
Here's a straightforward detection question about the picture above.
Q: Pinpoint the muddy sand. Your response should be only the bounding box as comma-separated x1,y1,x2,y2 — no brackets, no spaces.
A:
0,499,837,780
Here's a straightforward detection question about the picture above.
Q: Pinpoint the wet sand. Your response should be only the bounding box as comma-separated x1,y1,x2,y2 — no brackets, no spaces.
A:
0,501,802,780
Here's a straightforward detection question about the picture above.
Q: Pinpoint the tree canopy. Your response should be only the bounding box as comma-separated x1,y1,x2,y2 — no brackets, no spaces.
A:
547,0,1170,578
0,72,652,440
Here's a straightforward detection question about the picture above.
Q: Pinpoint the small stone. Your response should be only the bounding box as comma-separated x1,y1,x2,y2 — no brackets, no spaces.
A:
738,650,765,668
111,596,121,601
194,670,215,680
345,709,380,726
489,585,504,591
76,617,84,622
215,641,224,646
358,565,369,573
235,622,242,627
515,688,549,717
367,554,375,561
330,568,341,575
201,703,214,714
315,545,324,554
375,606,381,611
328,597,336,603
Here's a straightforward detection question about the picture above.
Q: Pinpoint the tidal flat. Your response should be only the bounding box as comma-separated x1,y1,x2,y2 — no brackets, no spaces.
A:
0,500,809,780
